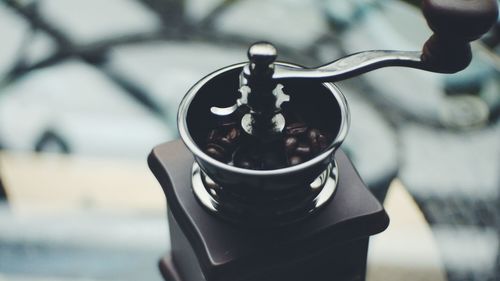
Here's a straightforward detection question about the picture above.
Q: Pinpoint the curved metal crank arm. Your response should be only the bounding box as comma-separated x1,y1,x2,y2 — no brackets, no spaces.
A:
211,0,498,123
273,51,425,82
274,0,499,82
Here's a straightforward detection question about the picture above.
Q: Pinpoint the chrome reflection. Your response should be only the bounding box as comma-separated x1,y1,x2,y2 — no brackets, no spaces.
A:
191,161,338,227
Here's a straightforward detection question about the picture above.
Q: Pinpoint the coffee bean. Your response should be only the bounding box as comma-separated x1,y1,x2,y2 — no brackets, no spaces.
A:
226,127,240,142
218,137,233,148
207,142,225,151
295,144,311,156
308,129,320,153
204,113,331,169
286,122,308,136
206,147,224,161
318,134,329,150
236,159,254,169
284,136,298,153
308,128,320,140
289,155,303,166
205,143,226,160
207,129,220,142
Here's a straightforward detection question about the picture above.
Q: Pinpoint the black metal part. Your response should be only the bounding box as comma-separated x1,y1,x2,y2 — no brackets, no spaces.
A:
244,42,281,137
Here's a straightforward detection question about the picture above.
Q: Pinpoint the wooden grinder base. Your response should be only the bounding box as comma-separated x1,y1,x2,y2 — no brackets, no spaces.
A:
149,140,389,281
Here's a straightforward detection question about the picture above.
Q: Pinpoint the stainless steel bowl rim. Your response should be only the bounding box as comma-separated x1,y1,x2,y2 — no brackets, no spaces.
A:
178,62,350,176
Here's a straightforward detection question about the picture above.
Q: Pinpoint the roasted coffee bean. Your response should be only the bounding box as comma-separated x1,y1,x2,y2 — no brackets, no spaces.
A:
289,155,303,166
207,142,225,151
236,159,254,169
218,137,233,148
286,122,308,136
318,133,328,150
207,129,220,142
308,129,320,153
204,113,331,169
295,144,311,157
284,136,298,153
206,147,225,161
205,143,226,160
308,128,320,140
226,127,240,142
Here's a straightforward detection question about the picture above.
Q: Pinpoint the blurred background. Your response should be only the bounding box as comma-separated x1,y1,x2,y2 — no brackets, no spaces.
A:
0,0,499,280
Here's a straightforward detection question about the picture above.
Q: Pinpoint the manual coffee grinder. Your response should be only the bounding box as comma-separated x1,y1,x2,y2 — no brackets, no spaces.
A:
149,1,498,280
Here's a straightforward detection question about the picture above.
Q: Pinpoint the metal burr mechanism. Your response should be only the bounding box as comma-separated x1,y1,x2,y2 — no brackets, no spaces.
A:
178,0,499,227
211,42,290,139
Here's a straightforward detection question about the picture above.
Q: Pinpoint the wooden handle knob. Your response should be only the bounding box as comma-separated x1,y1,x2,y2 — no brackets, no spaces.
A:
423,0,498,40
421,0,498,73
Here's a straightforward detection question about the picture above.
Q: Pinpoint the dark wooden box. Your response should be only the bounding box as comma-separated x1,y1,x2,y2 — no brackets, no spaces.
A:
148,140,389,281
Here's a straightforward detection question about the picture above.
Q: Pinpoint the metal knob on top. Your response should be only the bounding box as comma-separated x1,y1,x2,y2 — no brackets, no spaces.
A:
246,42,277,73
